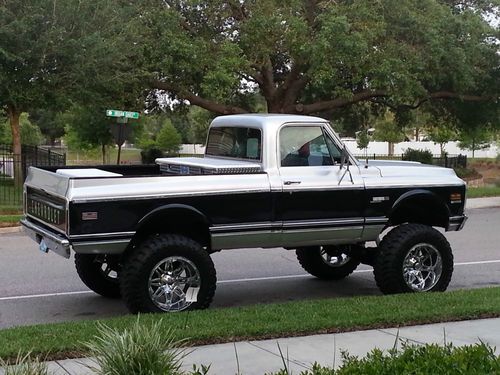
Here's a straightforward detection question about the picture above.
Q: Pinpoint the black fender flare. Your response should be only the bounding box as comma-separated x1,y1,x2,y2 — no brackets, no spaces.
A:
136,204,211,229
389,189,450,227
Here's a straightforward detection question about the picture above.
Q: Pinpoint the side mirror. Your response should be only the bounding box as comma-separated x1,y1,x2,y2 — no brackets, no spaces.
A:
339,146,349,170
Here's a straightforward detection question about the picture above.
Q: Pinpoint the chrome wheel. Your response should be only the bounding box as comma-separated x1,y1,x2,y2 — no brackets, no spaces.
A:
320,247,351,267
148,256,201,312
402,243,443,292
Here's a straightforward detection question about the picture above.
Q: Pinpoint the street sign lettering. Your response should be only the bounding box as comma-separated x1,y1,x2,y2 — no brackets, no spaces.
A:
106,109,140,119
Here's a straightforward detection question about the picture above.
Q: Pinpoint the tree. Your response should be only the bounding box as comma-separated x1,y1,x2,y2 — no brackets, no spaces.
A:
427,122,457,156
458,127,492,158
0,0,145,183
156,121,182,155
373,113,407,156
62,106,114,164
29,109,66,146
142,1,498,120
0,113,43,146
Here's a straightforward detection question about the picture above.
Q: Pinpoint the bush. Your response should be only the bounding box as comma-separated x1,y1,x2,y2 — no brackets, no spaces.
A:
0,353,53,375
273,342,500,375
85,319,186,375
402,148,433,165
140,146,164,164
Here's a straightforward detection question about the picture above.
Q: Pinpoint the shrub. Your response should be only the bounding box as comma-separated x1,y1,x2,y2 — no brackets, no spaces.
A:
140,146,164,164
276,342,500,375
402,148,433,165
84,318,186,375
0,352,53,375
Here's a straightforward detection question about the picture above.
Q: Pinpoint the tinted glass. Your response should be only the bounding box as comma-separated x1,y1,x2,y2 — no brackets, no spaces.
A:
206,127,262,160
280,126,334,167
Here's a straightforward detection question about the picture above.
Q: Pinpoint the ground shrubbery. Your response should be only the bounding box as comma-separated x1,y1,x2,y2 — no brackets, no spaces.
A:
274,342,500,375
402,148,434,165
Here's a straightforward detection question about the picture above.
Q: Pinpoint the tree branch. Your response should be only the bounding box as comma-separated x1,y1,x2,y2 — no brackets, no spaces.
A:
151,79,247,114
288,90,387,114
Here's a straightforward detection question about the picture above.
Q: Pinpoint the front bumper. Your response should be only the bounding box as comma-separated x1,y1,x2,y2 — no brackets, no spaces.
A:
447,215,468,232
21,218,71,258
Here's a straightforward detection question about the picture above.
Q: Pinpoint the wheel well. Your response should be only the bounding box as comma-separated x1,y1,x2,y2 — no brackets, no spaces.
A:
389,194,449,229
122,206,211,261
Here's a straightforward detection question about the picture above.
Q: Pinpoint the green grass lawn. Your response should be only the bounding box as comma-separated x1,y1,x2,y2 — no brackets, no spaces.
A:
467,186,500,198
0,287,498,361
66,147,142,165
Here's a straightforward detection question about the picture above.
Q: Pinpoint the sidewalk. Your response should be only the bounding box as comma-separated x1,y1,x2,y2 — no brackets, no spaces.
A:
5,318,498,375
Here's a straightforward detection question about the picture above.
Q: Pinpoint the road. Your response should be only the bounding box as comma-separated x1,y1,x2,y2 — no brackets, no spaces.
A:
0,207,499,329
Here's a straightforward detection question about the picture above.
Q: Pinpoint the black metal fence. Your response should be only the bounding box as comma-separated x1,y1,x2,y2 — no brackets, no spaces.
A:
0,145,66,208
355,154,467,169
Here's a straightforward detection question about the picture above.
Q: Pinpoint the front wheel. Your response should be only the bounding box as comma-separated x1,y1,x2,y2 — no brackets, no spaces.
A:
373,223,453,294
120,234,217,313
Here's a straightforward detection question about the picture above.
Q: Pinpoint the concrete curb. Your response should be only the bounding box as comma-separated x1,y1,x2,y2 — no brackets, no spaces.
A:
0,226,22,234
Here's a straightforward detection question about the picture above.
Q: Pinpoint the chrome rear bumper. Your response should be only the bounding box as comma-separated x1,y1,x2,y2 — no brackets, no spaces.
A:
21,218,71,258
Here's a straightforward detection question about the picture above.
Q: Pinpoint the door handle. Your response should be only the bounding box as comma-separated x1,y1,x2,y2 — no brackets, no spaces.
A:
284,180,301,185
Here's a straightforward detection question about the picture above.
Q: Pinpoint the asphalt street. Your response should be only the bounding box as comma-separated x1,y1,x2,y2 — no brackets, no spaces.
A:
0,207,498,329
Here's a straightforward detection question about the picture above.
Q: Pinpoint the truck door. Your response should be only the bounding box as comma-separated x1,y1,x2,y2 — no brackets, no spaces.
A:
276,124,365,247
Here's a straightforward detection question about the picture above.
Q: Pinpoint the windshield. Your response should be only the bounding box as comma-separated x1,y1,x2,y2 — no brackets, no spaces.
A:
205,127,262,161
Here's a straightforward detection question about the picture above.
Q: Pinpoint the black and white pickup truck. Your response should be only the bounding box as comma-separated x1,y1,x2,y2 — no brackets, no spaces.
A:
22,114,467,313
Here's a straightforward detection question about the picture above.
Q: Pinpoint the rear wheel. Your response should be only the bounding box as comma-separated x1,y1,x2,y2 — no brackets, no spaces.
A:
373,223,453,294
75,254,121,298
296,245,360,280
120,234,217,313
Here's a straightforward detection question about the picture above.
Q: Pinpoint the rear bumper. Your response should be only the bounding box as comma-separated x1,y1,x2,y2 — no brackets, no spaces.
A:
21,218,71,258
22,218,132,258
447,215,468,232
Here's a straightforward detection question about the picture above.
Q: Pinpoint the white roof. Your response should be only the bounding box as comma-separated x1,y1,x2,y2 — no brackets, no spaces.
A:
210,114,329,130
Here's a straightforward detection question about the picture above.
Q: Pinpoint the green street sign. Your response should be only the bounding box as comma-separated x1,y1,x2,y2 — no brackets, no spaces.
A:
106,109,140,119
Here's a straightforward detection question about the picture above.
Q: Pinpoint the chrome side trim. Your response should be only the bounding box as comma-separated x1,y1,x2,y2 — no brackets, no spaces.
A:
210,218,366,233
69,231,136,240
365,183,465,189
72,239,130,255
365,217,389,224
21,218,71,259
281,226,363,247
212,225,364,250
71,188,270,204
210,222,280,233
282,218,364,228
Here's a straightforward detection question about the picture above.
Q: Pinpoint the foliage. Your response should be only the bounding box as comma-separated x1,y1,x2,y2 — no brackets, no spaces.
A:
138,115,182,155
356,129,370,150
281,342,500,375
402,148,433,165
142,1,498,121
140,147,165,164
189,107,215,144
84,319,186,375
0,352,53,375
28,109,66,146
373,119,406,144
458,126,493,157
426,122,457,156
0,113,43,146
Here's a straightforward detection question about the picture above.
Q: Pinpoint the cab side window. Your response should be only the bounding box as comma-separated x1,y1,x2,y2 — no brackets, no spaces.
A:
280,126,339,167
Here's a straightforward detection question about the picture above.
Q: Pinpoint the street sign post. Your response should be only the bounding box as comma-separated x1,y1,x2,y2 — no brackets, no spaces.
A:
106,109,140,164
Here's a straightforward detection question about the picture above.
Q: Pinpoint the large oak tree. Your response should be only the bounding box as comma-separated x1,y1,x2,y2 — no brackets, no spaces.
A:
144,0,499,122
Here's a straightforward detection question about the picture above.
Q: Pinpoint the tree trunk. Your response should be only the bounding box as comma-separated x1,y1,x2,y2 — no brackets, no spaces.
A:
388,142,394,156
7,107,23,187
101,144,106,164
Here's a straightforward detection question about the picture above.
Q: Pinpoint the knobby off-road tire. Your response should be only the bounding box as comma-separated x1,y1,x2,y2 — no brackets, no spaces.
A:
373,223,453,294
296,245,360,280
74,254,121,298
120,234,217,313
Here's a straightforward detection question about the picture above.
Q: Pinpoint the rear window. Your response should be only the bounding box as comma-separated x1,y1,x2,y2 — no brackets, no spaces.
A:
205,127,262,161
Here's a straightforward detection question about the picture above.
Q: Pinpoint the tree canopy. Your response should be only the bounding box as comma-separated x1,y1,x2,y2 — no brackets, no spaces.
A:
143,0,499,123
